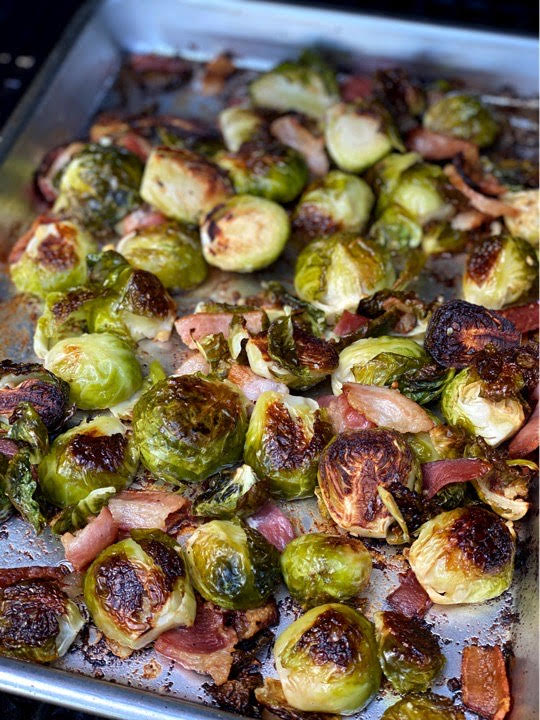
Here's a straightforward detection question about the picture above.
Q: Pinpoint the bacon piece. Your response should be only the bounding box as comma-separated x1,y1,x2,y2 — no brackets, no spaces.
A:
342,383,435,434
229,598,279,642
155,602,237,685
0,565,68,589
498,302,539,334
227,364,288,402
247,502,295,551
407,127,479,165
34,142,84,203
508,402,539,458
61,508,118,571
175,351,210,377
422,458,490,499
333,310,369,337
116,207,168,236
318,394,375,434
175,311,266,349
108,490,190,533
201,53,236,96
461,645,511,720
270,116,329,176
451,209,489,231
117,132,152,161
0,437,20,459
129,53,192,76
387,569,432,619
341,74,373,102
444,164,519,217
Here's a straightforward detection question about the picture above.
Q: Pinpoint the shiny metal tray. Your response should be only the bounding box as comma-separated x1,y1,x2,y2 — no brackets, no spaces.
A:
0,1,537,718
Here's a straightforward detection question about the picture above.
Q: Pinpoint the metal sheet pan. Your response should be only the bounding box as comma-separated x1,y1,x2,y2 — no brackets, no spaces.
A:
0,1,537,719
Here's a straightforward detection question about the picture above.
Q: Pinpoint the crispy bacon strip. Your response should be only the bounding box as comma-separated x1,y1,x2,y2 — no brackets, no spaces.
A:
129,53,192,75
227,364,288,402
116,207,167,236
333,310,369,337
343,383,435,433
451,209,489,231
229,599,279,642
34,142,84,203
461,645,511,720
0,437,20,459
444,164,519,217
108,490,190,532
247,502,296,551
61,508,118,571
508,402,539,458
175,351,210,377
498,302,539,334
422,458,490,499
387,569,432,619
0,565,68,589
175,311,266,349
341,74,373,102
407,127,479,165
270,116,329,176
318,394,375,434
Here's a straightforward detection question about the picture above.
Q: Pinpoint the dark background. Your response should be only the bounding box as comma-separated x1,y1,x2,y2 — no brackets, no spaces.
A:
0,0,537,718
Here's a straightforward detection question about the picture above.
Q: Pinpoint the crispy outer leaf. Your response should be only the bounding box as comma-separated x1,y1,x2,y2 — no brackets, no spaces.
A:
7,402,49,463
51,486,117,535
0,448,45,533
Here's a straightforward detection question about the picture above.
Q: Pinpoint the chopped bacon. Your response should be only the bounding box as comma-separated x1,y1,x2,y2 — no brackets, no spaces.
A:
318,394,375,434
155,602,237,685
461,645,511,720
175,351,210,377
201,53,236,96
34,142,84,203
129,53,192,76
0,565,68,589
341,74,373,102
333,310,369,337
117,132,152,161
247,502,296,551
422,458,490,499
387,569,432,619
116,207,168,236
451,209,489,231
498,302,539,334
508,402,539,458
229,599,279,642
444,164,519,218
407,127,479,165
227,364,288,402
61,508,118,571
175,311,266,349
270,116,329,176
342,383,435,434
0,437,20,459
108,490,190,533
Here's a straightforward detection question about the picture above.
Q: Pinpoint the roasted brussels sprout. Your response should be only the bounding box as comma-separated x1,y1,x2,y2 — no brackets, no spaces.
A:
374,611,444,692
44,333,143,410
216,143,308,203
0,574,84,662
324,102,402,173
116,221,207,291
185,519,280,610
140,146,232,224
281,533,372,608
462,233,538,310
250,49,339,119
218,106,265,152
38,415,139,507
9,217,97,299
409,506,515,604
318,429,419,537
423,93,499,147
292,170,374,238
51,486,116,535
54,143,143,231
274,603,380,714
441,368,525,446
503,189,539,247
132,374,247,484
0,440,46,532
200,194,290,272
421,221,466,256
192,464,268,518
84,529,196,649
382,693,465,720
244,391,333,500
369,205,423,252
424,299,521,369
294,232,395,317
33,287,97,359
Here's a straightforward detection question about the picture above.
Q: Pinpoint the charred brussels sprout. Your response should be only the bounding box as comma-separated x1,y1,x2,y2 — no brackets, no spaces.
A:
318,429,419,538
250,50,338,120
38,415,139,507
33,287,98,359
324,102,402,173
44,333,143,410
462,234,538,310
244,391,333,500
84,530,196,649
216,143,308,203
116,221,207,291
0,575,83,662
423,93,499,148
185,519,280,610
441,368,525,446
374,611,444,692
382,693,465,720
218,106,265,152
274,603,380,714
369,205,423,252
192,464,268,518
200,195,290,272
54,143,143,231
409,506,515,604
503,189,539,247
294,233,395,317
9,217,97,299
132,374,247,484
140,146,232,224
281,533,372,608
293,170,374,238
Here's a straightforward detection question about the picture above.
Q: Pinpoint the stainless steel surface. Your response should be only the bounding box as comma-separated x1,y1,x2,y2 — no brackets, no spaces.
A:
0,1,537,719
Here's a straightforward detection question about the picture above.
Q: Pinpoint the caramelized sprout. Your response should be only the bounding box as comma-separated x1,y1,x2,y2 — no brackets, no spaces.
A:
192,464,268,518
503,189,539,247
218,106,265,152
382,693,465,719
423,93,498,147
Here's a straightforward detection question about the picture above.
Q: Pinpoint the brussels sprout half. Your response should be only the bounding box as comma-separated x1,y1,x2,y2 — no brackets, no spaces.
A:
503,189,539,247
218,106,265,152
33,287,97,359
275,603,381,714
38,415,139,507
369,205,423,252
382,693,465,720
44,333,143,410
185,519,280,610
244,391,333,500
409,506,515,604
294,232,395,317
84,530,196,649
9,217,97,299
132,374,247,485
116,221,207,291
192,464,268,518
281,533,372,608
200,194,290,272
423,93,499,148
